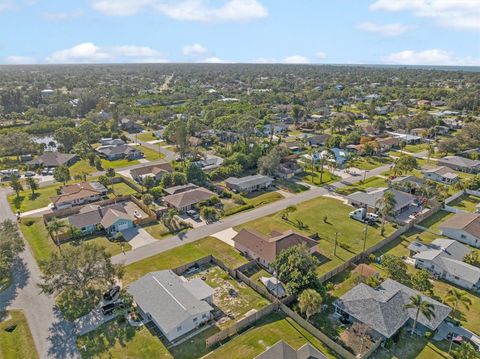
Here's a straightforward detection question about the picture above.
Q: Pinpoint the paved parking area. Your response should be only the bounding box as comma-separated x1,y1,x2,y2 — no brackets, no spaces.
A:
122,228,157,249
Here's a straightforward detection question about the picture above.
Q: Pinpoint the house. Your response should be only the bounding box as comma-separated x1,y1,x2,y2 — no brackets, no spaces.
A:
127,270,214,342
120,118,143,133
285,141,304,154
334,279,451,338
437,156,480,174
388,132,423,144
41,89,54,98
225,175,273,193
255,341,326,359
100,138,125,146
263,123,289,135
408,238,480,291
389,175,424,189
27,152,78,169
358,122,378,136
329,148,349,166
260,277,286,298
422,166,458,185
346,188,416,217
375,137,400,152
164,183,199,195
440,213,480,248
96,144,143,161
130,163,173,183
67,201,144,235
232,228,318,268
306,134,331,147
193,154,224,171
49,181,108,210
163,185,215,212
276,160,303,179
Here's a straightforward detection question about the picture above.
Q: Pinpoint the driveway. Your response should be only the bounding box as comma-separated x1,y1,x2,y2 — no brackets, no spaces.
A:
211,228,238,247
178,214,207,228
434,321,480,348
121,228,157,250
22,206,52,217
74,308,120,336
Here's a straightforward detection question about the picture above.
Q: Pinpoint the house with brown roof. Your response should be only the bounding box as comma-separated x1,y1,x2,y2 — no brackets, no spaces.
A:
232,228,318,268
49,181,108,210
162,185,215,212
130,163,173,183
27,152,78,169
440,213,480,248
375,137,400,152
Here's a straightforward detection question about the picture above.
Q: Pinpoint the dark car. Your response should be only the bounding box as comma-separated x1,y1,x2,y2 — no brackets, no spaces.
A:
101,300,125,316
103,285,120,301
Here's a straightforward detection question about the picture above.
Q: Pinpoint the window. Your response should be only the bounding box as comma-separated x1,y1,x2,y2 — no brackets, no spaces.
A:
177,326,182,332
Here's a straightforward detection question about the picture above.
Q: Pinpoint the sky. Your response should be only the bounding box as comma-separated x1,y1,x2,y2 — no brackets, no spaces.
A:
0,0,479,66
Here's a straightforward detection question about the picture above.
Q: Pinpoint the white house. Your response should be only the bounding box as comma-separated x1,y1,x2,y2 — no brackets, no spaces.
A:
127,270,214,342
422,166,458,185
440,213,480,248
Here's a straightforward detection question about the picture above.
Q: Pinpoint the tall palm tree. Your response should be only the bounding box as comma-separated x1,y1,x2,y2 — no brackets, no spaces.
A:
106,168,116,195
375,190,397,235
445,288,472,319
319,149,334,184
46,217,67,248
404,294,436,335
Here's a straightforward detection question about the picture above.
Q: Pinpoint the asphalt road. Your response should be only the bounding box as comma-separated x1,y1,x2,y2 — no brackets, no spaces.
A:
112,163,392,266
0,188,79,358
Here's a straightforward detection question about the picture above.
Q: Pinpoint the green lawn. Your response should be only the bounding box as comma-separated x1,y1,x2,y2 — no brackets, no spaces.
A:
0,310,38,359
123,236,248,284
172,313,337,359
136,145,165,161
19,217,132,264
404,143,429,153
349,156,392,170
448,194,480,213
143,222,173,240
335,176,388,196
299,169,339,187
234,196,396,277
136,132,157,142
77,318,172,359
8,184,61,212
70,158,141,177
274,179,309,193
110,182,139,196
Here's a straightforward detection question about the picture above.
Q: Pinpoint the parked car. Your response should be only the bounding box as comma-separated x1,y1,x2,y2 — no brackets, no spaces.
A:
103,285,120,301
24,171,36,177
187,210,200,220
41,169,49,176
101,299,125,316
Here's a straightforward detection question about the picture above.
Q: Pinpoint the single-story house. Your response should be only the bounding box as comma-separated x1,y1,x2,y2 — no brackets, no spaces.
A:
346,187,416,217
100,138,125,146
255,341,326,359
389,175,424,189
276,161,303,179
232,228,318,268
408,238,480,291
163,185,215,212
164,183,200,195
437,156,480,174
334,279,451,338
387,132,423,144
440,213,480,248
120,118,143,133
422,166,458,185
27,152,78,169
225,174,273,193
127,270,214,342
67,201,144,235
192,154,224,171
263,123,289,135
49,181,108,210
306,134,331,147
96,144,143,161
130,163,173,183
410,128,428,137
376,137,400,152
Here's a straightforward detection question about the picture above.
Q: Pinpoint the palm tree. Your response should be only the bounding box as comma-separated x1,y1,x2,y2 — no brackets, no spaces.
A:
404,294,436,335
298,289,323,321
319,149,334,184
46,217,67,248
106,168,116,195
375,190,397,235
445,288,472,319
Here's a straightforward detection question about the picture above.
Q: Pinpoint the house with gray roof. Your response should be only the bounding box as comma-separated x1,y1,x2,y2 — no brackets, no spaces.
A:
225,174,273,193
440,213,480,248
255,341,326,359
438,156,480,174
346,187,416,217
408,238,480,291
162,185,215,212
334,279,451,339
422,166,458,185
127,270,214,342
96,144,143,161
27,152,78,169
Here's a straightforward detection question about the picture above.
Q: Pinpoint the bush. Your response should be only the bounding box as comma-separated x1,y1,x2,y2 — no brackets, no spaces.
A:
224,204,254,216
24,219,35,226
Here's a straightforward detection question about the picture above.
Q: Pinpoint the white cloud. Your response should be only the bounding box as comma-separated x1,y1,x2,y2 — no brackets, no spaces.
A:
201,57,228,63
4,55,36,64
45,42,168,64
315,51,327,59
90,0,268,22
254,57,277,63
369,0,480,31
283,55,310,64
41,10,84,21
381,49,480,66
182,43,208,56
357,21,413,36
0,0,14,12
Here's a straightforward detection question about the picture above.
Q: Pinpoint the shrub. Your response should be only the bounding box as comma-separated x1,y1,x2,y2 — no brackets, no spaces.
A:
224,204,254,216
24,219,35,226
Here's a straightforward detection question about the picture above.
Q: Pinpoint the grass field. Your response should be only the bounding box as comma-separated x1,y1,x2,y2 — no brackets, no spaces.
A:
234,196,396,276
0,310,38,359
223,191,285,216
69,159,141,177
349,156,392,170
136,132,157,142
8,184,61,212
335,176,387,196
19,217,132,263
136,145,165,161
123,236,248,284
403,143,429,153
449,194,480,213
299,168,339,186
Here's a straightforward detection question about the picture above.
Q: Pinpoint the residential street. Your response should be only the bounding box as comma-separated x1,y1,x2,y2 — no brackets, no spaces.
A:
0,188,79,359
112,163,392,266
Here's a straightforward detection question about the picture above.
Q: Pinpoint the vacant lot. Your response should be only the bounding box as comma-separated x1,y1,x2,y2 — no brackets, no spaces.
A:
234,196,396,276
299,168,339,186
335,176,387,196
0,310,38,359
349,156,392,170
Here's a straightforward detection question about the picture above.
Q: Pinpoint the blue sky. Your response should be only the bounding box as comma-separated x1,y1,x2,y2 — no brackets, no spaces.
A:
1,0,479,65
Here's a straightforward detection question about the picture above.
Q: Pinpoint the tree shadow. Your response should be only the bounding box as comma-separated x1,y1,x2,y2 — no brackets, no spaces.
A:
47,308,80,359
28,193,40,201
0,257,29,312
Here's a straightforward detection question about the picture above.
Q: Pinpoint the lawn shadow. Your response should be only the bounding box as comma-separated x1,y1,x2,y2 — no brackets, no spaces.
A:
28,192,40,201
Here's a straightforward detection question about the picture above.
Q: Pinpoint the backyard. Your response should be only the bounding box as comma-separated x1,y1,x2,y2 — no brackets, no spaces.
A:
448,193,480,213
234,196,397,276
0,310,38,359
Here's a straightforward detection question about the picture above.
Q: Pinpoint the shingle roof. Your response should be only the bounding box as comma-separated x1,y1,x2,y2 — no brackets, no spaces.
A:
28,152,77,167
96,144,140,157
439,156,480,168
127,270,213,335
100,209,132,228
225,174,273,189
50,182,106,205
163,187,215,209
255,341,327,359
334,279,451,338
130,163,173,177
440,213,480,239
346,188,415,212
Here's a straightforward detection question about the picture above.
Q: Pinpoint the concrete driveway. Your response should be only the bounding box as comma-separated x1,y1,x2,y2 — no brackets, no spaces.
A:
434,321,480,349
178,214,207,228
74,308,120,336
121,228,157,250
211,228,238,247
